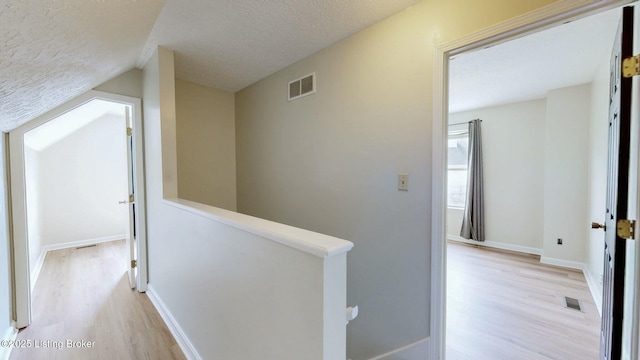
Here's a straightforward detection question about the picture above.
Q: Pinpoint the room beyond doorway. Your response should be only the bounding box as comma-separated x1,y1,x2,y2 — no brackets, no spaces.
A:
9,91,148,329
23,99,130,293
443,5,624,359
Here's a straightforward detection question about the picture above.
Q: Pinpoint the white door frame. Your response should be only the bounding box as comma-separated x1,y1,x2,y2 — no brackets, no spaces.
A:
430,0,636,358
9,90,148,328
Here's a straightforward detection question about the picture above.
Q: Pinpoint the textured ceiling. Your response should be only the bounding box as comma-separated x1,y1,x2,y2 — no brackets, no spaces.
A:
1,0,419,132
139,0,421,92
5,0,615,132
449,8,621,114
0,0,165,132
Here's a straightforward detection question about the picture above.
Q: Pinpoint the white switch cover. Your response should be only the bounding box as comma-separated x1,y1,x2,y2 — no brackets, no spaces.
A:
398,174,409,191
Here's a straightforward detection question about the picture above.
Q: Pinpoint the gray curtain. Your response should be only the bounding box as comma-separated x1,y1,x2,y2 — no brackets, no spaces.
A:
460,119,485,242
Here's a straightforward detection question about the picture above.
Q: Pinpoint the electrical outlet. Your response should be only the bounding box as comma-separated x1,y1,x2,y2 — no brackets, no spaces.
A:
557,238,563,245
398,174,409,191
599,274,603,284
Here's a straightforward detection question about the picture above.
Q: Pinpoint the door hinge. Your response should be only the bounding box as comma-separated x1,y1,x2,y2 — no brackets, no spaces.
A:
617,219,636,239
131,259,137,269
622,55,639,78
129,194,134,202
127,127,132,136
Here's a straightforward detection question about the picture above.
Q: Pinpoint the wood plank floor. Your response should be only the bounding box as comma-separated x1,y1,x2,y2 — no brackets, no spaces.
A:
10,240,185,360
446,241,601,360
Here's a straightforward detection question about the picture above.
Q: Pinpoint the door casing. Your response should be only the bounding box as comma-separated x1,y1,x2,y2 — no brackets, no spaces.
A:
431,0,637,358
8,90,148,329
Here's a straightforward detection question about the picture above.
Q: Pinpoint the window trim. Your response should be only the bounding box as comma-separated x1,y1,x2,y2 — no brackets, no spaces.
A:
447,130,469,209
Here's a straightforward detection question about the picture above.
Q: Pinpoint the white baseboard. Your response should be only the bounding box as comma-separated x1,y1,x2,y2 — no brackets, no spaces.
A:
540,257,603,316
0,325,17,360
583,266,603,316
30,248,46,293
42,234,126,252
449,236,603,318
448,235,542,256
31,235,126,292
146,285,201,360
539,256,584,271
368,338,430,360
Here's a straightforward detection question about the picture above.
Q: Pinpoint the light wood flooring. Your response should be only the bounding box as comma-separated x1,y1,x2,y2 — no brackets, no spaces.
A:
10,240,185,360
446,241,601,360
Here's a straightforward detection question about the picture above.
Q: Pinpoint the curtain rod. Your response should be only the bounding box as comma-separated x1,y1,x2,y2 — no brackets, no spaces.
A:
448,119,482,126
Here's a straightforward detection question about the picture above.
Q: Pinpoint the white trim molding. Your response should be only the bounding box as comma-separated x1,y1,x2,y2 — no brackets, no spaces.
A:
431,1,634,358
30,250,46,293
165,198,354,258
30,236,126,292
539,256,585,271
9,89,148,328
0,325,17,360
447,235,542,256
41,235,125,253
584,265,603,316
146,285,202,360
368,338,430,360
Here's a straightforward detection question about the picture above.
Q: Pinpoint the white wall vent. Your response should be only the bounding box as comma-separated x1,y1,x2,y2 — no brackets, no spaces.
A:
288,73,315,101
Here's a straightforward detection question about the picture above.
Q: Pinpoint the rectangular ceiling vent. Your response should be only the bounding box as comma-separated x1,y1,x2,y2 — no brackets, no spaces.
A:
288,73,315,101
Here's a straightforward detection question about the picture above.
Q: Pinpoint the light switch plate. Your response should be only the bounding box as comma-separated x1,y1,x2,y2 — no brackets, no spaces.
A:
398,174,409,191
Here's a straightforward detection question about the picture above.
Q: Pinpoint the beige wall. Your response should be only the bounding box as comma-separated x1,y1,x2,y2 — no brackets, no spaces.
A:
175,79,236,211
29,115,129,247
543,84,591,264
587,54,610,310
144,47,351,360
94,68,143,99
449,100,546,251
234,0,559,358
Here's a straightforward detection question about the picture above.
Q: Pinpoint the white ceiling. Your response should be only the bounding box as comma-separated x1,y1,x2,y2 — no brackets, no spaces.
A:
0,1,623,133
1,0,419,132
138,0,421,92
0,0,166,132
449,8,621,114
24,99,126,152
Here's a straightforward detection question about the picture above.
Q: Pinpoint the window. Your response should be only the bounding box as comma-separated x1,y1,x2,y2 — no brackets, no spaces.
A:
447,131,468,208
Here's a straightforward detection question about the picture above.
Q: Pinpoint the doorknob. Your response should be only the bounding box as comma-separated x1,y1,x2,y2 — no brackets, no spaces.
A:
592,222,606,230
118,200,127,204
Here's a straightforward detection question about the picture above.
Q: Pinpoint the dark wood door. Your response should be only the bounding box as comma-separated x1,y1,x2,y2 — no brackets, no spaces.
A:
601,6,634,360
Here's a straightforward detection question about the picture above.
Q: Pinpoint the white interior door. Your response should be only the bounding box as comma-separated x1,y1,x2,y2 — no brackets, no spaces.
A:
124,106,137,289
600,6,635,360
623,4,640,359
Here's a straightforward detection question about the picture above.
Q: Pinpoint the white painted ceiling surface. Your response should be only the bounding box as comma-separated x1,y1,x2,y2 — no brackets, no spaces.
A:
24,99,126,152
2,0,622,133
0,0,165,132
139,0,420,92
1,0,419,132
449,8,621,114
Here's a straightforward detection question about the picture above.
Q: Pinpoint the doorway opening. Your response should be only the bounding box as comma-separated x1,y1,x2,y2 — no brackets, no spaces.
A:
24,99,132,293
9,91,147,329
431,1,639,359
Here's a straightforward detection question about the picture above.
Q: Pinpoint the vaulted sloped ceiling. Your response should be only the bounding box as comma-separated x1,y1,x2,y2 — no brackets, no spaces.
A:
1,0,419,132
139,0,421,93
0,0,166,132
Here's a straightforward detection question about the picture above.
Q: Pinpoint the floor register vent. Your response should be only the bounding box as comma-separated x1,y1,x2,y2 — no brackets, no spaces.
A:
288,73,315,101
76,244,97,250
564,296,582,312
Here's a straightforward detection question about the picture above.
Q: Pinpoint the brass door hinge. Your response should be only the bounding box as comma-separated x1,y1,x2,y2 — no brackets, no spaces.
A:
623,55,639,78
127,127,132,136
129,194,134,202
131,259,137,269
617,219,636,239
